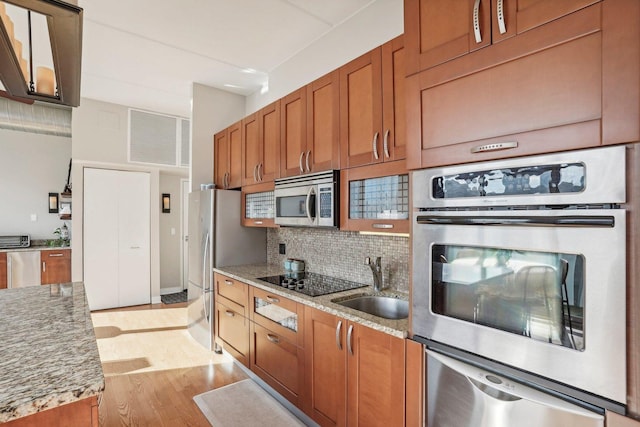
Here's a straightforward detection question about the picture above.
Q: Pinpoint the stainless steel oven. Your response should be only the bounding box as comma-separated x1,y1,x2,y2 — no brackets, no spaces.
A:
411,147,627,411
274,170,339,227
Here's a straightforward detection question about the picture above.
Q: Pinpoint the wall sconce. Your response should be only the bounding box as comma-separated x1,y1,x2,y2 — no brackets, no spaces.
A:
162,193,170,213
48,192,58,213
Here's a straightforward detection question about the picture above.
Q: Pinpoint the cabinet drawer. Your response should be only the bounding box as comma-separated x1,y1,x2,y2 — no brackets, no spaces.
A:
215,301,249,367
250,287,303,345
41,249,71,260
250,322,304,406
215,273,248,309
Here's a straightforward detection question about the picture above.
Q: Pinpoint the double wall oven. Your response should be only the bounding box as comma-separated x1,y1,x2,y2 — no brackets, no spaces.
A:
411,147,627,417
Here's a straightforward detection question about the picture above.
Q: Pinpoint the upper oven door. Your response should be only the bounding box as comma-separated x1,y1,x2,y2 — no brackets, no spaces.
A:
411,208,626,404
274,184,318,227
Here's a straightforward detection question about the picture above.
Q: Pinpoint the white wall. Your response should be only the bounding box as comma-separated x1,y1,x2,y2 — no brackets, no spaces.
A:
0,129,71,239
159,172,184,291
190,83,245,192
245,0,404,114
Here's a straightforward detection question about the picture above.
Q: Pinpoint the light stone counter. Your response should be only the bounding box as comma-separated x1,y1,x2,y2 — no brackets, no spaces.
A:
0,283,104,423
214,263,409,339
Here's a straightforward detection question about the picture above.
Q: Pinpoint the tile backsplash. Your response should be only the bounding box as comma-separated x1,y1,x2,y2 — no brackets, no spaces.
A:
267,228,409,293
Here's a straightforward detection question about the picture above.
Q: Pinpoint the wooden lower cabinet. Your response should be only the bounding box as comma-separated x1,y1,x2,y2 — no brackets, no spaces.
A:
41,249,71,285
4,395,99,427
607,411,640,427
215,301,250,367
250,322,305,407
0,252,7,289
303,306,406,427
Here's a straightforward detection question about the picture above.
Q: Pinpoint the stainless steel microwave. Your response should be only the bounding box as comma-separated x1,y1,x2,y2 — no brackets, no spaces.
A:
274,170,339,228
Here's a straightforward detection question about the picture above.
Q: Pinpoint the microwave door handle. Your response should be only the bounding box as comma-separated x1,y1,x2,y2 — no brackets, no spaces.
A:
306,187,315,223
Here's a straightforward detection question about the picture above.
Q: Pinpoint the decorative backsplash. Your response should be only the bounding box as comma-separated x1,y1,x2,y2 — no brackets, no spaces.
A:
267,228,409,293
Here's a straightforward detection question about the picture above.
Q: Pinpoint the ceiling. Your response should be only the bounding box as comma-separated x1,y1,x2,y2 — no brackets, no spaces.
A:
78,0,377,117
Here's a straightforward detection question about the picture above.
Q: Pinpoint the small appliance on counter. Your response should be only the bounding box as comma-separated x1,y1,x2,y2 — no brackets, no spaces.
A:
0,235,30,249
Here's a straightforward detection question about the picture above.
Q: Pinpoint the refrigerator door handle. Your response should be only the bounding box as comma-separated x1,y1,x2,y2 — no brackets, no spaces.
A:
202,232,211,321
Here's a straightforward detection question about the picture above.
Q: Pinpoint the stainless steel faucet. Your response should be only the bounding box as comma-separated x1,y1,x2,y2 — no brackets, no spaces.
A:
365,256,383,292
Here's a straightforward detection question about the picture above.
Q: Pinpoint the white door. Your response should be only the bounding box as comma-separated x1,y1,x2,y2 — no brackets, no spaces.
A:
84,168,150,310
181,179,190,290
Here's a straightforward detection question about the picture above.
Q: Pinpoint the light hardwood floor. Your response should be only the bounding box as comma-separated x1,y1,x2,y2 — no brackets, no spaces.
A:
92,302,247,426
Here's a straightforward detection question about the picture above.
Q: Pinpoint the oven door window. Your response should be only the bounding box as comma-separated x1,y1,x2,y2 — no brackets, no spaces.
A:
432,245,584,351
276,194,315,218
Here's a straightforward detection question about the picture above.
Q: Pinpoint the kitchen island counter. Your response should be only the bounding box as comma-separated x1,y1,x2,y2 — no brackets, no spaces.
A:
0,282,104,423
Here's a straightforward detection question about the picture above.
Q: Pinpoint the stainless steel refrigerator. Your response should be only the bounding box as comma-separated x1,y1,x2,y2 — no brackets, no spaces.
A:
187,189,266,350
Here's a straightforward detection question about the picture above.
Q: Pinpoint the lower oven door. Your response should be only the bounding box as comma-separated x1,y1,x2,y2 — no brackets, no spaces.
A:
426,350,604,427
412,208,626,404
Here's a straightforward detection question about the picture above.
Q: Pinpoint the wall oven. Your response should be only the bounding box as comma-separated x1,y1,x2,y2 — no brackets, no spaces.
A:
411,147,627,412
274,170,339,228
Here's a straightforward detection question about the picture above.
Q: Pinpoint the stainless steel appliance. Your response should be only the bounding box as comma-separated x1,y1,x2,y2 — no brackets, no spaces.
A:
412,146,627,411
187,189,266,350
426,350,604,427
257,272,367,297
0,235,30,249
7,251,41,288
274,170,338,227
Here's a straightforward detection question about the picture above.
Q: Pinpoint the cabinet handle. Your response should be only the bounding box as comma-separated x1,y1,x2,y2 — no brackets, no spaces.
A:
372,132,380,160
470,141,518,153
373,223,393,229
305,150,311,172
254,220,263,225
347,324,354,355
266,295,280,303
473,0,482,44
383,129,390,158
336,320,343,350
226,172,230,188
224,280,233,286
48,253,64,257
225,310,235,317
497,0,506,34
253,164,258,183
258,163,263,182
223,172,227,189
299,152,305,173
42,262,46,272
267,333,280,344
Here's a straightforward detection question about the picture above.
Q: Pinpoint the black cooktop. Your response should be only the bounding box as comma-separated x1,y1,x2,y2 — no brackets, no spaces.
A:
257,272,367,297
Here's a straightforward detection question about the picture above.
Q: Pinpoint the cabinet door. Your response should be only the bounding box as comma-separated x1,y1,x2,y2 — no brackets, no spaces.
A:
213,129,229,189
404,0,490,75
606,411,640,427
0,252,6,289
381,35,406,162
303,307,347,427
346,323,405,427
41,249,71,284
339,48,383,169
241,182,277,228
280,88,308,177
228,121,243,189
250,322,304,406
307,70,340,173
258,101,280,183
215,301,250,367
242,113,260,186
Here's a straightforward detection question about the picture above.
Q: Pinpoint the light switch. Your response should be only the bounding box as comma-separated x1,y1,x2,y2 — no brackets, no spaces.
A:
171,227,176,235
30,214,37,222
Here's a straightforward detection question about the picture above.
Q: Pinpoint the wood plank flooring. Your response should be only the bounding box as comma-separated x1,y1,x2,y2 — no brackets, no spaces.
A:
93,302,247,426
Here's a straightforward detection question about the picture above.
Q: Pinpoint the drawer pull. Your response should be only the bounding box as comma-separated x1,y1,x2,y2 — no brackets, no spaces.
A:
267,333,280,344
473,0,482,43
347,324,354,356
373,223,393,229
225,310,235,317
224,280,234,286
336,320,343,350
471,141,518,153
42,262,46,272
266,296,280,303
497,0,506,34
48,253,64,257
254,220,263,225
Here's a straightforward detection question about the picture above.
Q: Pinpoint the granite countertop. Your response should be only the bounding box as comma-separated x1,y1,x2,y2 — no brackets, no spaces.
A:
214,264,409,339
0,283,104,423
0,245,71,253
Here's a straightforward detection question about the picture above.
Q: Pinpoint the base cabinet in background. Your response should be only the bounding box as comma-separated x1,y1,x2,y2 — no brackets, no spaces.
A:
0,252,6,289
303,306,405,427
4,396,98,427
41,249,71,285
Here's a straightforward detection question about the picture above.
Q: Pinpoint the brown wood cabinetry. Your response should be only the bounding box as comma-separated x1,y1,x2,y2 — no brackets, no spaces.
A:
41,249,71,285
340,160,409,234
280,71,341,177
214,273,250,366
4,395,98,427
214,121,242,189
405,0,640,169
0,252,6,289
241,182,277,228
607,411,640,427
303,306,405,427
340,35,405,169
405,339,425,427
243,102,281,185
249,286,304,406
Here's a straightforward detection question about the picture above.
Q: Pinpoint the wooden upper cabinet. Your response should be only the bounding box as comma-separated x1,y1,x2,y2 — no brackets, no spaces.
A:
258,101,281,183
242,112,261,186
307,70,340,174
340,35,406,169
405,0,600,75
215,121,242,189
0,252,7,289
280,88,308,177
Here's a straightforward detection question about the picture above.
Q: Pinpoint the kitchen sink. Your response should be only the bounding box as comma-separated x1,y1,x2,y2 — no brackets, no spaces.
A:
332,295,409,320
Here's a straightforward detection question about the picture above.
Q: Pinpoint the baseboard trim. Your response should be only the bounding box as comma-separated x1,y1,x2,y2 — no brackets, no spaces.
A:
151,296,162,304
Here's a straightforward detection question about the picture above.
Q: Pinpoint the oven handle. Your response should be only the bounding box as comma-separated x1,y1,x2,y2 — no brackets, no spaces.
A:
416,215,615,227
